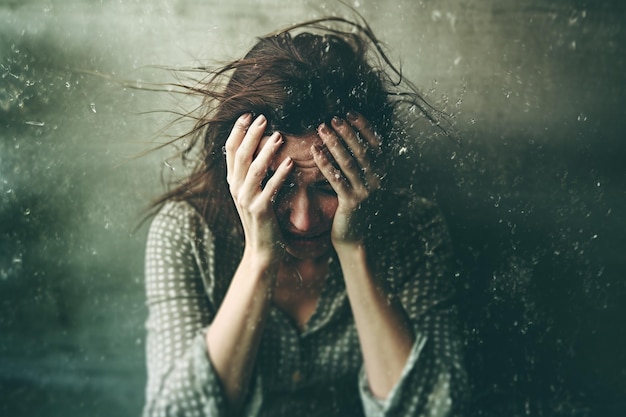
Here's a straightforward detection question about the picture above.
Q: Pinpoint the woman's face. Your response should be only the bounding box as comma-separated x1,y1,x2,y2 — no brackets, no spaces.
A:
266,132,338,260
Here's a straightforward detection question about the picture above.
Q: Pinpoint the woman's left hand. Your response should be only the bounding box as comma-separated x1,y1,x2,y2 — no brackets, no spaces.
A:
312,111,383,249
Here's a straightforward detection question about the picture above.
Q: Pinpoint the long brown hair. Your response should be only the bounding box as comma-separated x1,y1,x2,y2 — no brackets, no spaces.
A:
148,16,446,240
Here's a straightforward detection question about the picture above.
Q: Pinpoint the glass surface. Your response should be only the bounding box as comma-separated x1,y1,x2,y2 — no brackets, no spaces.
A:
1,1,624,416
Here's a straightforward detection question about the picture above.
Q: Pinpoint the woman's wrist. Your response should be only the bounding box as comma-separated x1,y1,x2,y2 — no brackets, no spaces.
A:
240,247,279,280
333,240,368,264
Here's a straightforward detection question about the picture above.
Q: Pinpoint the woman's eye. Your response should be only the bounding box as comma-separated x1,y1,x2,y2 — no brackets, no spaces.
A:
315,183,336,195
274,181,296,200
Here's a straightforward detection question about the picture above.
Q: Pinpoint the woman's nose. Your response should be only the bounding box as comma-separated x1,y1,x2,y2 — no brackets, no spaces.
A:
288,190,316,233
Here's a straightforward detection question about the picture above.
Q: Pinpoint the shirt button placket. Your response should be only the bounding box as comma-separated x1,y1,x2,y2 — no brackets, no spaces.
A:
285,323,303,389
293,335,303,387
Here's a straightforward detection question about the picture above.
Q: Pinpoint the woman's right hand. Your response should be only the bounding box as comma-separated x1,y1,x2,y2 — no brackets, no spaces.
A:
225,113,293,266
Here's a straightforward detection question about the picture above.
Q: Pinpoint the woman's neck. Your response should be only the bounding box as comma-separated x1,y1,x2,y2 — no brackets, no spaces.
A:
273,255,331,330
276,255,330,292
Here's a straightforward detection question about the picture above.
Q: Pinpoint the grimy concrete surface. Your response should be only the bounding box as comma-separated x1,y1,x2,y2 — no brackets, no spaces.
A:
1,1,625,416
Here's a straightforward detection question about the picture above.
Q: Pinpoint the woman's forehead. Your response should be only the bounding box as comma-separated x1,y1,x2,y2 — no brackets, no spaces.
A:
279,132,323,166
256,131,324,169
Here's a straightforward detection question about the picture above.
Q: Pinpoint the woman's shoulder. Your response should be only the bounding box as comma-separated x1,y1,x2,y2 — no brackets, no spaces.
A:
369,192,454,290
148,199,210,241
376,191,447,232
370,191,451,261
405,195,449,235
155,199,203,221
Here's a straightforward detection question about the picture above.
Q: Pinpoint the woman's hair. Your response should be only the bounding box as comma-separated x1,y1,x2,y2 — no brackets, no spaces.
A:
149,16,444,238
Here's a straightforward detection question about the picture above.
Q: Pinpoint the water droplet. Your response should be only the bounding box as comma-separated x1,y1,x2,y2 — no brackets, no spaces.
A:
90,103,97,113
65,82,70,88
24,208,31,216
25,120,45,126
577,113,587,122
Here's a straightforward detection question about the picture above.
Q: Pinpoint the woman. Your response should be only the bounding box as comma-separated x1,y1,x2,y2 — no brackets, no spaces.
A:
143,16,466,417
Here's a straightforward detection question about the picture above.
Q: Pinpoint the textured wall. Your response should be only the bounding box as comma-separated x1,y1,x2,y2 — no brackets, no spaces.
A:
1,0,625,416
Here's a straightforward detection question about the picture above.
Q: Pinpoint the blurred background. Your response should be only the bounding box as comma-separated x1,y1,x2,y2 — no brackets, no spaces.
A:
1,0,625,416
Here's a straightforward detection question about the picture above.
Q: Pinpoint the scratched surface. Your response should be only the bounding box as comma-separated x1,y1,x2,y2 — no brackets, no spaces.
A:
1,1,625,416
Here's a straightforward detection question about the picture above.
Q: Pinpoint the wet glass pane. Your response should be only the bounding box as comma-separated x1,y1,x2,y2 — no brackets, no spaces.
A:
1,1,624,416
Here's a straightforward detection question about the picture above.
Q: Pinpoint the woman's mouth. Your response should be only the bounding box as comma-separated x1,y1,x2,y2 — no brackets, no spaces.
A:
283,231,330,246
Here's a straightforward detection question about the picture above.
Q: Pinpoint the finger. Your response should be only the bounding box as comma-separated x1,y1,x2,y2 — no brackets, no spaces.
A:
236,114,268,167
261,156,293,202
343,112,383,189
311,143,350,197
331,116,368,158
346,111,381,154
230,114,267,188
225,113,252,184
331,116,375,179
242,132,283,193
318,123,365,193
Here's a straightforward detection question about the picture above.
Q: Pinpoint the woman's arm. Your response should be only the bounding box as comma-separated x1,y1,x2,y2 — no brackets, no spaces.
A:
314,113,466,416
334,243,415,398
207,113,293,411
313,113,414,397
143,203,276,417
205,251,276,409
143,202,228,417
144,114,293,416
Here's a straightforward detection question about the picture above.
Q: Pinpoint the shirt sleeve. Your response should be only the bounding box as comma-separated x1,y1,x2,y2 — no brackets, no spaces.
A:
358,197,467,417
142,201,229,417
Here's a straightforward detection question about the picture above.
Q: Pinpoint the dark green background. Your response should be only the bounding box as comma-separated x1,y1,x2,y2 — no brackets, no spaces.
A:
1,0,625,416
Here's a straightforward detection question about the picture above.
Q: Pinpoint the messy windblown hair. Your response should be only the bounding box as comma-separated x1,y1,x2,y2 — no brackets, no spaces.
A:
148,16,445,239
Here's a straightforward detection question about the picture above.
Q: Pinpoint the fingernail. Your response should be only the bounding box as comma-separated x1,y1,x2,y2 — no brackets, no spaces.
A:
240,113,252,122
332,116,343,126
346,111,358,121
318,123,331,134
256,114,266,124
